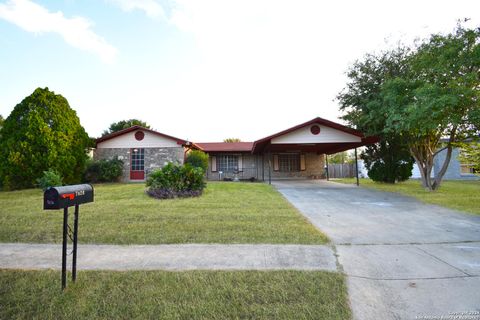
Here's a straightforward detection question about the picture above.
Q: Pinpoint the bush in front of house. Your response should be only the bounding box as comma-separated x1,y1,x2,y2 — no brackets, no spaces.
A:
185,150,209,173
83,158,124,183
146,163,206,199
37,169,63,190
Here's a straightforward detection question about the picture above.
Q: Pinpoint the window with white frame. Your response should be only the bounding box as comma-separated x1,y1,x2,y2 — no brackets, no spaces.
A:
278,154,300,172
217,155,239,172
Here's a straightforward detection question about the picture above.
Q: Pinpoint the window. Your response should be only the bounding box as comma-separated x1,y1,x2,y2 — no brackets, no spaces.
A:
131,148,145,171
217,155,239,172
278,154,300,172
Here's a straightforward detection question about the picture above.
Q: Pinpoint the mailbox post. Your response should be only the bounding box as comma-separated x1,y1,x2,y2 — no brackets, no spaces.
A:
44,184,94,290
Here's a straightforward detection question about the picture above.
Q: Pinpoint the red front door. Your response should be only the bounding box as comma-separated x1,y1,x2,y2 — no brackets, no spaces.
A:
130,148,145,180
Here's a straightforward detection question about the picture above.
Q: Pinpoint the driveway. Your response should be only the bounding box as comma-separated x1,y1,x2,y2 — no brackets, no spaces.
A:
273,180,480,320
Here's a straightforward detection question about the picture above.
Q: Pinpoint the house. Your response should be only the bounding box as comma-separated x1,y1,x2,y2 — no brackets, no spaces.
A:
411,147,479,180
94,117,378,182
95,126,190,181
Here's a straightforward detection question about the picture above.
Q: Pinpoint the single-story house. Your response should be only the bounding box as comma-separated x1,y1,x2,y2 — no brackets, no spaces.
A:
94,117,378,182
95,126,189,181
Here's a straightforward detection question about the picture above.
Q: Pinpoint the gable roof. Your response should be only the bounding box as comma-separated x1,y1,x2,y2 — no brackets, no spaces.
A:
195,142,254,152
251,117,366,153
96,125,188,146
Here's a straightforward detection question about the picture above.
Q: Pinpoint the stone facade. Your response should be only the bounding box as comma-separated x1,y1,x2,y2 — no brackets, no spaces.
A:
206,153,258,181
261,152,325,180
94,147,184,182
206,152,325,181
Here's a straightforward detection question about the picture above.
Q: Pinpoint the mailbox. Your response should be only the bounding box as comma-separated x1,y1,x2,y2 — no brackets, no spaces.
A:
43,184,94,290
44,184,94,210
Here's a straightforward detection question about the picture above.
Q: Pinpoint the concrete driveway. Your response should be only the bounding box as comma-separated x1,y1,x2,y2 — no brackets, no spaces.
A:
273,180,480,320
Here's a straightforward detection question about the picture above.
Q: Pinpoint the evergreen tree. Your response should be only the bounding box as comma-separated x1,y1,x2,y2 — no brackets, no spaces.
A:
0,88,89,189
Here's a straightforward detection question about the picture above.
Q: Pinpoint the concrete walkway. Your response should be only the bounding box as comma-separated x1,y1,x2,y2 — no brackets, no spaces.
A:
273,180,480,320
0,243,336,271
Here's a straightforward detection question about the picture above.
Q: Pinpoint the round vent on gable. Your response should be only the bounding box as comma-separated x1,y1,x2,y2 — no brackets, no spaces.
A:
310,125,321,135
135,131,145,141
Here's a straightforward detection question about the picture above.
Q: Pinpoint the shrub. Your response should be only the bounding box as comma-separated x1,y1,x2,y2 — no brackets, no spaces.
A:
185,150,209,173
146,163,206,199
83,158,124,183
37,169,63,190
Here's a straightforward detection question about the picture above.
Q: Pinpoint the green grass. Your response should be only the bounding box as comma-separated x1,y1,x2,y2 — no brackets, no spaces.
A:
0,269,350,320
0,182,327,244
333,178,480,215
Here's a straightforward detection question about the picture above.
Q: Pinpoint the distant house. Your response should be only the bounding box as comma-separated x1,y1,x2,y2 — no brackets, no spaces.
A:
94,117,378,182
411,147,479,180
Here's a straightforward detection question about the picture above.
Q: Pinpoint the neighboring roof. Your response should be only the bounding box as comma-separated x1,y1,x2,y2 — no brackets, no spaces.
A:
194,142,254,153
251,117,377,154
96,125,188,145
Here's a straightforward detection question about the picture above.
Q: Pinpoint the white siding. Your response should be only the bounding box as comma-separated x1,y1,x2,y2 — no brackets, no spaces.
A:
271,125,362,144
97,130,180,148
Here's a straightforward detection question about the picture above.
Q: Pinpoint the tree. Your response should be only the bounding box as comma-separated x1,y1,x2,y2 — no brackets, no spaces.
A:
338,46,415,183
361,138,414,183
0,114,4,139
458,141,480,174
223,138,242,143
379,23,480,190
328,151,353,164
339,23,480,189
0,88,89,190
185,150,209,172
102,119,150,137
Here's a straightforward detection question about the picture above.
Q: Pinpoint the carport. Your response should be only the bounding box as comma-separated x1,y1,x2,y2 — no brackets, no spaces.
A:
250,117,379,184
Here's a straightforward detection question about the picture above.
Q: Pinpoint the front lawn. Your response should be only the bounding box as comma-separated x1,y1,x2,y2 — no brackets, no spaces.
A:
0,182,327,244
333,178,480,215
0,269,350,320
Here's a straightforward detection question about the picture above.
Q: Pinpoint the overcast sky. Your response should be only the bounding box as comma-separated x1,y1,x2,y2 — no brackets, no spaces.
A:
1,0,479,141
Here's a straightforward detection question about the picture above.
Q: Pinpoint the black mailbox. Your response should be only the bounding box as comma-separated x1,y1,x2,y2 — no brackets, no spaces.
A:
44,184,94,210
43,184,94,290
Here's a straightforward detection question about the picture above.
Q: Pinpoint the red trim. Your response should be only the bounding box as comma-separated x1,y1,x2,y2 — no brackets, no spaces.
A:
96,126,187,146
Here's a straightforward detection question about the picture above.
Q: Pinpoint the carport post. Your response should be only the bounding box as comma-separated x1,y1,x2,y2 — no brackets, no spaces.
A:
355,148,359,186
268,158,271,185
325,154,329,181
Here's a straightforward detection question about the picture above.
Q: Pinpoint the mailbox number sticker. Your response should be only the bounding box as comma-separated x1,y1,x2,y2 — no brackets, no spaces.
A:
61,193,75,200
76,190,85,196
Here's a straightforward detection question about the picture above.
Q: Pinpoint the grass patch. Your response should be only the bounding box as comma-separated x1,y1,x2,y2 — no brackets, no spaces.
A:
333,178,480,215
0,269,350,320
0,182,327,244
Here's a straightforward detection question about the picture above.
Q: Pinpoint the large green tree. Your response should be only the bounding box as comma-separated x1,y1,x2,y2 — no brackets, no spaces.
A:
340,23,480,190
0,88,89,190
380,24,480,190
102,119,150,137
338,47,415,183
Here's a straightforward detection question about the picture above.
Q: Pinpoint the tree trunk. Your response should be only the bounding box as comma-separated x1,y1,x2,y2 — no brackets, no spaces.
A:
410,143,436,191
431,145,453,190
410,127,457,191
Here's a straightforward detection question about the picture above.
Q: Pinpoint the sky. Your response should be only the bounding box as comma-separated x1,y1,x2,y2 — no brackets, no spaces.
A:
0,0,479,142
